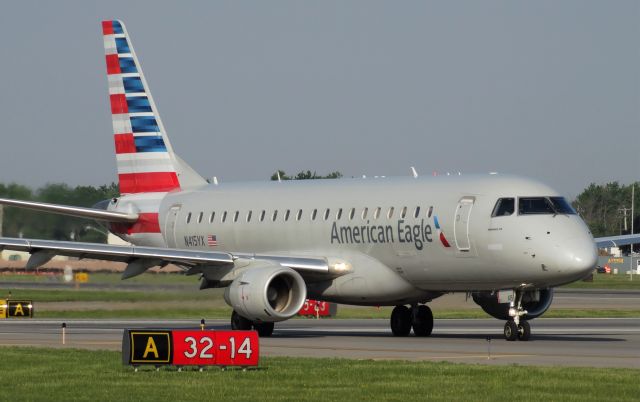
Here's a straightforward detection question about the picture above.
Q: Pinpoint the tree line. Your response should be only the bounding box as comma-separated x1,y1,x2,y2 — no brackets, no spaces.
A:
0,176,637,245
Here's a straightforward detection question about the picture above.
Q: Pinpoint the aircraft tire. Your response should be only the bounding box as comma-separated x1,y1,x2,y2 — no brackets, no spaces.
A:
231,310,253,330
412,305,433,337
503,320,518,341
254,322,275,337
517,320,531,341
390,305,412,336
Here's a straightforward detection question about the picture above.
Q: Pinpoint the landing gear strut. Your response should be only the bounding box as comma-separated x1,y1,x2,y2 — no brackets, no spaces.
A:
503,289,532,341
390,304,433,337
231,310,275,337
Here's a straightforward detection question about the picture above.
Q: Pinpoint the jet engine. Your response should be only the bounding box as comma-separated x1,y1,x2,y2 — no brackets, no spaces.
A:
224,264,307,322
471,289,554,320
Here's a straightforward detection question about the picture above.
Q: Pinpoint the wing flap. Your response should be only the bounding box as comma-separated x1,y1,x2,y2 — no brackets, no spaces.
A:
0,237,234,266
0,237,332,280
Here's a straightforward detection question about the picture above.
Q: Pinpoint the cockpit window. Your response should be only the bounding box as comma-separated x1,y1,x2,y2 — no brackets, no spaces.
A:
491,198,515,217
518,197,555,215
518,197,575,215
549,197,576,214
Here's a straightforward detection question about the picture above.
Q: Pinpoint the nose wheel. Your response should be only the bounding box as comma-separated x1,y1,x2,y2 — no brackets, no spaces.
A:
390,304,433,337
503,289,532,341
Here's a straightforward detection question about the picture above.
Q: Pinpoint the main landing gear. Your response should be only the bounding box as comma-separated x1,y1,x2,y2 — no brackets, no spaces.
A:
231,310,275,337
390,304,433,337
503,289,531,341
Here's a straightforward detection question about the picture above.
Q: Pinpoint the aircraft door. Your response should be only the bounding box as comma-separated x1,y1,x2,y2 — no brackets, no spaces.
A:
164,205,181,248
454,197,475,251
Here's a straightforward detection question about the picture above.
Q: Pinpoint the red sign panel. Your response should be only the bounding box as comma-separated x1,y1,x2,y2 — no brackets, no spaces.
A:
298,299,332,317
172,330,259,366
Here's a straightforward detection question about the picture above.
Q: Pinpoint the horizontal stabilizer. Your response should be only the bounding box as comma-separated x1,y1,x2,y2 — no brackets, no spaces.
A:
595,234,640,248
0,198,138,223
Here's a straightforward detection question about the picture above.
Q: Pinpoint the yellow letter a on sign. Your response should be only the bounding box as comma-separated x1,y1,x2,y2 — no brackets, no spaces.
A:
143,336,159,358
14,303,24,316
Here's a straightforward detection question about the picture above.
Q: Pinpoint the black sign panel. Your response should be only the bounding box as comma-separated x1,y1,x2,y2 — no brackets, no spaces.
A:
7,300,33,318
122,330,172,365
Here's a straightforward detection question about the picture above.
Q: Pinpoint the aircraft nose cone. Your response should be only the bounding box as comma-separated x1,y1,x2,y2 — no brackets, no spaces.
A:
558,236,598,279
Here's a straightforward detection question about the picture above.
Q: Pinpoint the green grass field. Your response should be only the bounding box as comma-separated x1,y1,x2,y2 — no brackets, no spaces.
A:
1,347,638,402
565,272,640,289
2,271,640,320
3,270,640,289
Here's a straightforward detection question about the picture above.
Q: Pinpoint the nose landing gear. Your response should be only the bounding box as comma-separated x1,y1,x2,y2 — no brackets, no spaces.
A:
503,289,532,341
390,304,434,337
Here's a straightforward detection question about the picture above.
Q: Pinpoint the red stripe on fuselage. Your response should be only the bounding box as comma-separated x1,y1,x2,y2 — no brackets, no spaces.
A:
114,133,136,154
119,172,180,194
110,212,161,235
105,54,121,75
102,21,114,35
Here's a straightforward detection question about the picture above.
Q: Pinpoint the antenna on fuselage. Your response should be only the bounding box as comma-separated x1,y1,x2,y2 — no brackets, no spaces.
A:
410,166,418,178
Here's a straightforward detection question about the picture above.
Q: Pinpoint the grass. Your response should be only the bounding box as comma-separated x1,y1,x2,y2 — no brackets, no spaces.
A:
4,271,640,290
565,272,640,290
32,307,640,320
0,288,223,302
1,347,638,401
0,272,197,285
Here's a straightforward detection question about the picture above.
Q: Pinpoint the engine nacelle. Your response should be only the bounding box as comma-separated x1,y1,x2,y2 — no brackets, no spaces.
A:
224,264,307,322
472,289,554,320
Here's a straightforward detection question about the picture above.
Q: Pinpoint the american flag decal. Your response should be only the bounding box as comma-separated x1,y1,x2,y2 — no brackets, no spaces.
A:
207,235,218,247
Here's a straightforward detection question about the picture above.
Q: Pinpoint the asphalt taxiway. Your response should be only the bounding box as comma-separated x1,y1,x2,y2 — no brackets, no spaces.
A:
1,318,638,368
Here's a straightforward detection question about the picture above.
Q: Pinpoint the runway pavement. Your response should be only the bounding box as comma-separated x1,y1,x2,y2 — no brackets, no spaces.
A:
1,318,639,368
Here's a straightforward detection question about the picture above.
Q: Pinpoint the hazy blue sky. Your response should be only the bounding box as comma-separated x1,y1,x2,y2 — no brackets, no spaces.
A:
0,1,637,197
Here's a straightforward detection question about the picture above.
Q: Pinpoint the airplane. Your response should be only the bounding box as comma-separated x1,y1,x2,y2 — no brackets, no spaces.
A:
0,20,638,341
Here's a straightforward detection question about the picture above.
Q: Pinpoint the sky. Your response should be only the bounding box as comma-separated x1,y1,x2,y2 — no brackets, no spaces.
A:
0,1,637,198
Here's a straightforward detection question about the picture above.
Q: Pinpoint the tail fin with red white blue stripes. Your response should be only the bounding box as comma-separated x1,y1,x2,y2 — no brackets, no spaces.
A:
101,20,206,195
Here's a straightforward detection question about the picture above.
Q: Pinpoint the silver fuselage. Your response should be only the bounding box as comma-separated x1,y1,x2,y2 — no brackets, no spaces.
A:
115,174,597,305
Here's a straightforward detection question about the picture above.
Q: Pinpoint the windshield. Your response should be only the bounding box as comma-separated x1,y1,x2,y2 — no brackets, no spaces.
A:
518,197,576,215
549,197,576,214
491,198,515,217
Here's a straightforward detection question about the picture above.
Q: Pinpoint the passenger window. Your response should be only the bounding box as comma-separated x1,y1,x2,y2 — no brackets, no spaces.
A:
186,212,192,224
247,210,252,222
260,210,266,222
373,207,381,219
272,210,278,221
401,207,407,219
492,198,515,217
518,197,555,215
209,212,215,223
336,208,343,220
387,207,394,219
296,209,303,221
233,211,239,222
285,209,290,221
221,211,227,223
362,207,368,220
311,209,318,220
349,208,355,220
427,206,433,218
197,212,203,223
414,206,420,218
324,209,330,220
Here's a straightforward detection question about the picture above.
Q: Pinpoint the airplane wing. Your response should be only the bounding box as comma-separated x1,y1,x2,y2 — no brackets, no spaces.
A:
0,237,330,280
594,234,640,248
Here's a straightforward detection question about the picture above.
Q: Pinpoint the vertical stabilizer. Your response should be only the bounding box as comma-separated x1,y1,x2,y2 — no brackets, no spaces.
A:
102,20,206,195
